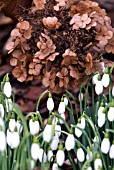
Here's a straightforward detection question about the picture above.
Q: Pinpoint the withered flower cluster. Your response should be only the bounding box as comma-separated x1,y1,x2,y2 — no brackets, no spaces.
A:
6,0,114,93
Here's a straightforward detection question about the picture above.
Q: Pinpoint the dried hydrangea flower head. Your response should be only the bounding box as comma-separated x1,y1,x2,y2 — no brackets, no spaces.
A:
6,0,114,93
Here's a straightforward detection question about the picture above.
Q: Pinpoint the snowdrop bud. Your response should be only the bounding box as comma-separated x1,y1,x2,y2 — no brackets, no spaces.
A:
101,134,110,154
98,109,106,127
55,123,61,137
65,133,75,151
30,160,35,170
52,163,58,170
58,98,65,114
38,148,47,163
29,118,40,135
50,136,59,151
101,73,110,88
31,143,40,160
0,130,6,152
75,123,82,138
112,86,114,97
95,81,103,95
77,147,85,162
109,141,114,159
56,145,65,166
47,93,54,111
64,97,68,106
59,113,65,124
5,98,13,112
47,150,53,162
16,120,23,133
9,118,16,132
3,77,12,98
43,120,53,143
108,107,114,122
11,131,20,149
94,155,102,170
0,104,4,118
0,117,5,131
92,73,99,85
78,93,83,101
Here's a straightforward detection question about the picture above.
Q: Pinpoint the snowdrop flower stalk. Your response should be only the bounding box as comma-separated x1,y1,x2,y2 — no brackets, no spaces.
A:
47,93,54,112
3,74,12,98
101,133,110,154
65,129,75,151
94,154,102,170
56,144,65,166
29,116,40,135
101,68,110,88
109,140,114,159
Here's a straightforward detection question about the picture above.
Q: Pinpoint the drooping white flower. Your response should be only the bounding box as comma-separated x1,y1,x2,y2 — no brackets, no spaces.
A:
97,106,105,117
78,93,83,101
9,119,16,132
75,117,86,138
3,82,12,98
5,98,13,112
95,81,103,95
80,117,86,129
43,124,53,143
64,97,68,106
47,97,54,112
50,136,59,151
109,143,114,159
65,134,75,151
58,101,65,114
59,113,65,124
52,163,58,170
97,109,105,128
16,120,23,133
0,104,4,118
29,119,40,135
31,143,40,160
77,148,85,162
101,73,110,87
94,157,102,170
108,107,114,122
38,148,47,163
30,160,35,170
101,137,110,154
87,166,92,170
112,86,114,97
7,129,20,149
47,150,53,162
56,149,65,166
92,73,99,85
0,131,6,152
55,124,61,137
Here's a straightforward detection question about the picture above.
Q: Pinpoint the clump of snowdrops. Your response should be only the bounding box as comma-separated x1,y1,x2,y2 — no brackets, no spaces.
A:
0,65,114,170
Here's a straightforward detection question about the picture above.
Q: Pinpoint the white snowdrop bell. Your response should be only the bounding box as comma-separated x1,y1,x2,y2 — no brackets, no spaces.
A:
108,107,114,122
52,163,58,170
56,149,65,166
31,143,40,160
0,131,6,152
50,135,59,151
29,119,40,135
65,134,75,151
58,101,65,114
101,73,110,87
9,119,16,132
43,124,53,143
3,82,12,98
64,97,68,106
109,143,114,159
94,158,102,170
95,81,103,95
38,148,47,163
47,150,53,162
101,137,110,154
47,97,54,111
77,148,85,162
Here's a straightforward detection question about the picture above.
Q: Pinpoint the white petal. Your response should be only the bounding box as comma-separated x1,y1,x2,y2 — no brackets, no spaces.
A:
65,134,75,151
30,160,35,170
29,119,40,135
112,86,114,97
95,81,103,95
5,98,13,112
43,124,53,142
87,167,92,170
9,119,16,132
47,150,53,162
55,125,61,137
38,148,47,163
80,117,86,129
78,93,83,101
6,129,12,147
0,131,6,152
98,115,105,127
52,163,58,170
50,136,59,151
109,144,114,159
4,82,12,98
0,104,4,118
100,62,105,72
58,102,65,114
108,107,114,122
77,148,85,162
11,132,20,148
101,74,110,88
86,151,93,161
59,113,65,124
75,123,82,138
56,150,65,166
94,158,102,170
31,143,40,160
101,138,110,154
16,121,23,133
47,98,54,111
92,73,99,85
64,97,68,106
98,106,105,117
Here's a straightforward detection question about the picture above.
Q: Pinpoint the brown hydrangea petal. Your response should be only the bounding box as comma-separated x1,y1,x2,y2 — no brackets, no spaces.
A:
47,52,59,61
6,42,15,52
33,0,46,10
11,29,21,37
43,17,61,29
42,71,50,87
85,53,93,69
10,58,18,66
17,20,30,30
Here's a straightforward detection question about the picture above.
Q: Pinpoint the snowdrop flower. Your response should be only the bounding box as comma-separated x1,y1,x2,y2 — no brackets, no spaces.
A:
5,98,13,112
50,135,59,151
3,80,12,98
78,93,83,101
98,108,106,128
58,98,65,114
7,129,20,149
112,86,114,97
87,166,92,170
65,133,75,151
38,148,47,163
75,117,86,137
56,146,65,166
0,104,4,118
94,155,102,170
0,130,6,152
9,118,16,132
101,134,110,154
86,151,93,161
43,122,53,143
97,106,105,117
101,73,110,88
52,163,58,170
29,118,40,135
59,113,65,124
77,147,85,162
95,80,103,95
47,93,54,111
16,120,23,133
47,150,53,162
109,141,114,159
30,160,35,170
55,123,61,137
108,107,114,122
64,97,68,106
31,143,40,160
92,73,99,85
